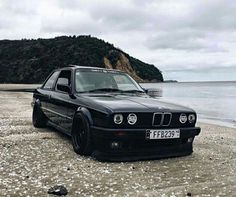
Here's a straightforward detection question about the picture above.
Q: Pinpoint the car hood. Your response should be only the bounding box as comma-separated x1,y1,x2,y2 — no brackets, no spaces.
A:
77,93,194,114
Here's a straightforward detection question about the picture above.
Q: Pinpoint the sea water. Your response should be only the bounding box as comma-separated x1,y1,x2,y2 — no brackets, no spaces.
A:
141,81,236,128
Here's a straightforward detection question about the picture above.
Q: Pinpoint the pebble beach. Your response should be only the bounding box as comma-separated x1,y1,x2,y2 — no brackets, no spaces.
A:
0,85,235,196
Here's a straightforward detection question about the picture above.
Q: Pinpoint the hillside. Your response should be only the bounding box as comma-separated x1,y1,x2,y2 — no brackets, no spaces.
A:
0,35,163,83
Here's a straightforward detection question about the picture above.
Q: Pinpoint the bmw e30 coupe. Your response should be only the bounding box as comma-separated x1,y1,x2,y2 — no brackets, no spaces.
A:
32,65,201,161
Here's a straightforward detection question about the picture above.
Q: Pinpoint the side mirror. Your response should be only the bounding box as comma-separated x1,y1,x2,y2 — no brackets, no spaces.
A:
57,84,71,94
143,88,148,94
144,88,162,97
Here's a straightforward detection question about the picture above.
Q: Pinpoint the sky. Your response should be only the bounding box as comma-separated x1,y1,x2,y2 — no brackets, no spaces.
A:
0,0,236,81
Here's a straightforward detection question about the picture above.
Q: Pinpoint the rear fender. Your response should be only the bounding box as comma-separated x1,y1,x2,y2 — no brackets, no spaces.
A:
32,98,41,108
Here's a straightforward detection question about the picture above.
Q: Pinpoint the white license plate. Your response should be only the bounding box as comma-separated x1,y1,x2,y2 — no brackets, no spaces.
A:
146,129,180,139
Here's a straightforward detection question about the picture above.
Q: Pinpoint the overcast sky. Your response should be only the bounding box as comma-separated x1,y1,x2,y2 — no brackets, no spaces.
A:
0,0,236,81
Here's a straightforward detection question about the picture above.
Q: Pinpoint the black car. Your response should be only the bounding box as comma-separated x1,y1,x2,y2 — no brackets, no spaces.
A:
32,65,201,161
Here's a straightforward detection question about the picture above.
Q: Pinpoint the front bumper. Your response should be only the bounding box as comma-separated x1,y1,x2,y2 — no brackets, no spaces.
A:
91,126,201,161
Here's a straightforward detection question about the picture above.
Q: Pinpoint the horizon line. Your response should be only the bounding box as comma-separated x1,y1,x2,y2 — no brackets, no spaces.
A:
163,80,236,83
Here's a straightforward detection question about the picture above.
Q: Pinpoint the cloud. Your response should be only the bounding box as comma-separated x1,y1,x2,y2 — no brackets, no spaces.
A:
41,10,102,35
145,30,227,52
0,0,236,81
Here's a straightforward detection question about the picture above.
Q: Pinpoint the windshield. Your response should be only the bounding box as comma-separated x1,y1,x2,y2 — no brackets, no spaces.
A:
75,69,144,93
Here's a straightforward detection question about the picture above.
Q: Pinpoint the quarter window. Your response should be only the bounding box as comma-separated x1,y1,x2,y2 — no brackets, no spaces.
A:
43,71,60,90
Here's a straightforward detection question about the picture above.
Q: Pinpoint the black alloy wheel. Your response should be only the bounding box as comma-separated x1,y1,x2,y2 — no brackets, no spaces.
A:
32,105,47,128
71,113,93,156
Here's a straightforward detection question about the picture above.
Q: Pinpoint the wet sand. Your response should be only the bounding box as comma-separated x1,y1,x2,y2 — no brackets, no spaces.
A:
0,85,235,196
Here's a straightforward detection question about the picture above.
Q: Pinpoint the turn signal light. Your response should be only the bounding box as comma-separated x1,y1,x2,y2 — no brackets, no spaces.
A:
114,131,127,137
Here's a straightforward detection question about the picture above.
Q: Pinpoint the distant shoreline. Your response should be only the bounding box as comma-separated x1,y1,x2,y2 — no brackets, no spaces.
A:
198,118,236,129
1,80,236,85
173,80,236,83
142,80,236,84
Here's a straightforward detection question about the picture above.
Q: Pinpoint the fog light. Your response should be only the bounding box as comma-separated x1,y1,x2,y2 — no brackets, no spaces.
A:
187,137,193,143
111,141,120,149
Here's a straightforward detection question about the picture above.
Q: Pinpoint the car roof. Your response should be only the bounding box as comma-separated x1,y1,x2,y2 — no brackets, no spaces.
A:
58,65,124,73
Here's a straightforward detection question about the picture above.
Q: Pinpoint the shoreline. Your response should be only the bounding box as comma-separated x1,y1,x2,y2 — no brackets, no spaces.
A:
1,84,236,129
198,118,236,129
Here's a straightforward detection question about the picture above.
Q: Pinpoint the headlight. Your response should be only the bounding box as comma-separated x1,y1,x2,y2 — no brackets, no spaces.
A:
188,114,196,123
127,113,137,125
114,114,123,124
179,113,187,124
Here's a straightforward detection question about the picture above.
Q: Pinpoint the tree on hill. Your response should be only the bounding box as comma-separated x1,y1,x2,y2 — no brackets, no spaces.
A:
0,35,163,83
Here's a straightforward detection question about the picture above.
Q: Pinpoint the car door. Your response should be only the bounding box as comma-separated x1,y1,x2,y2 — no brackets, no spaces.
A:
38,70,60,119
47,69,73,132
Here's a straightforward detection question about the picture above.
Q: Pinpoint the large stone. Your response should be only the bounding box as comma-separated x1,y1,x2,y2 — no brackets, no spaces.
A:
47,185,68,196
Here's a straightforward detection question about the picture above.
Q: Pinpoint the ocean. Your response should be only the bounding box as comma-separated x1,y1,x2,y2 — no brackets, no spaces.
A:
141,81,236,128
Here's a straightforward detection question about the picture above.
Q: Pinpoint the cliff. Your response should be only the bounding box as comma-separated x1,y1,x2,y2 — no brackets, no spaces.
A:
0,35,163,83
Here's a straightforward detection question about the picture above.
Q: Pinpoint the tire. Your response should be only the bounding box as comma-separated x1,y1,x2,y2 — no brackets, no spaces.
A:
32,105,47,128
71,113,93,156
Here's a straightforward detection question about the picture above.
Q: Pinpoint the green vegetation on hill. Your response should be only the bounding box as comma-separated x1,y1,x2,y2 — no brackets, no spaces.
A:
0,35,163,83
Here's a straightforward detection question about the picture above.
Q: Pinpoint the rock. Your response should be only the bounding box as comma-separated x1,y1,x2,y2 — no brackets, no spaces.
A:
48,185,68,196
3,144,11,148
187,192,192,196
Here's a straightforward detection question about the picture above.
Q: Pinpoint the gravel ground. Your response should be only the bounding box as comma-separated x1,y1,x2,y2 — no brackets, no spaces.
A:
0,85,236,197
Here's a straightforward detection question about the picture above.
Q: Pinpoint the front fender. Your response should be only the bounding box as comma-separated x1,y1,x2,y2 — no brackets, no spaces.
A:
75,106,93,125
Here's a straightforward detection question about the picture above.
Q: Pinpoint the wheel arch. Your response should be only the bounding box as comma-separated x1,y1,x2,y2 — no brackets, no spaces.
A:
32,99,47,128
76,107,93,125
34,98,41,107
71,106,94,155
73,106,93,126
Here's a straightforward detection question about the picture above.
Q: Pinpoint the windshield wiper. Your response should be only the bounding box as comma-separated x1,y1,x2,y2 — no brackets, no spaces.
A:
79,88,145,94
122,89,145,93
81,88,122,93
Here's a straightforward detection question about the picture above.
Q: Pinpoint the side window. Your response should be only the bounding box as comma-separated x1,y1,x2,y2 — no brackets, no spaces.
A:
55,70,72,91
43,71,60,90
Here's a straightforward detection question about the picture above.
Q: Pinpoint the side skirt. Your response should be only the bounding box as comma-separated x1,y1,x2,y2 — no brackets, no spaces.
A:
47,120,72,137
